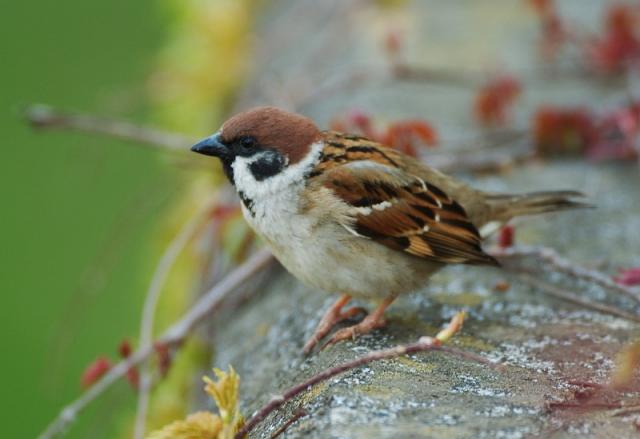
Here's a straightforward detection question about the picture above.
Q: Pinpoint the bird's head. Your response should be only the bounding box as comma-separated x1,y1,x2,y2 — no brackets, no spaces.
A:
191,106,321,184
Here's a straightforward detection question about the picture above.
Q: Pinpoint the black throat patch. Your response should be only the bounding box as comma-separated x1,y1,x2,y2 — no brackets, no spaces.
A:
237,190,255,217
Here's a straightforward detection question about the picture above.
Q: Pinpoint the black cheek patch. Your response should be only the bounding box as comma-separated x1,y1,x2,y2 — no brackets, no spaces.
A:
249,150,287,181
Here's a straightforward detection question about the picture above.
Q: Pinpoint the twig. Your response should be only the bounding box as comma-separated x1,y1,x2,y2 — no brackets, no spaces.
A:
24,104,194,150
391,63,482,88
494,245,640,306
414,127,534,175
427,145,533,175
515,273,640,323
611,404,640,417
394,61,609,87
234,313,499,439
294,54,507,110
133,200,216,439
292,63,480,113
269,407,307,439
548,400,623,410
37,249,274,439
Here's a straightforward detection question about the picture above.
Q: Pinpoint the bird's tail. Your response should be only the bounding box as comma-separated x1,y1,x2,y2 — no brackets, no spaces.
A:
485,190,593,223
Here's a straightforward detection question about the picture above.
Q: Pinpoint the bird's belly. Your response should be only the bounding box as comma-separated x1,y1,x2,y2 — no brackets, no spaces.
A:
246,205,441,299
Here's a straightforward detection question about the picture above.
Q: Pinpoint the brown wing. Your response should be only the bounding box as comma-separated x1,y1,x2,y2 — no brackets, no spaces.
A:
319,158,498,266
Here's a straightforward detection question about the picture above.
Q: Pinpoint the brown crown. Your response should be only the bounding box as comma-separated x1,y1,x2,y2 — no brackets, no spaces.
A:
220,106,321,164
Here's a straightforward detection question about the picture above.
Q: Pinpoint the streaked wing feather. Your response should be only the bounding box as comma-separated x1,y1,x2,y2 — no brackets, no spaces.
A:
317,146,497,266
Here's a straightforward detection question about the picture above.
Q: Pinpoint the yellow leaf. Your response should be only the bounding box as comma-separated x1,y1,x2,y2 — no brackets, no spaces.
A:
147,366,244,439
436,311,467,343
611,340,640,388
203,366,240,425
146,411,221,439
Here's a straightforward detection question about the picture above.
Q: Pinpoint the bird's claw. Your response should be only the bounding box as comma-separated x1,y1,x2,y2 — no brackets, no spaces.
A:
320,316,387,351
303,305,367,354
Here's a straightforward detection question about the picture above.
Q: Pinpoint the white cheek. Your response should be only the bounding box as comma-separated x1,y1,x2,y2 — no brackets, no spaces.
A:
231,141,324,251
231,156,266,197
231,141,324,200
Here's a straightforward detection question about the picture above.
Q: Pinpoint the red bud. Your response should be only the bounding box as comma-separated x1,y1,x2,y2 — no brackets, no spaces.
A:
118,339,132,358
615,268,640,287
154,342,172,377
81,357,111,389
498,225,515,248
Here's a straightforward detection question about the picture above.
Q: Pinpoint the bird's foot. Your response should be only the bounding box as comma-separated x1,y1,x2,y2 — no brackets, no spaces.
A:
303,294,367,354
321,312,387,350
320,294,397,351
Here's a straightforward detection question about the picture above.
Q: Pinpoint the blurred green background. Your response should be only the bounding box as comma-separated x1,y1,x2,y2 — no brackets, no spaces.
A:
1,1,176,437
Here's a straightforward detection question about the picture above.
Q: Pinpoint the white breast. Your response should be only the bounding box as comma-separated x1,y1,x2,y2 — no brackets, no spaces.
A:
231,141,323,245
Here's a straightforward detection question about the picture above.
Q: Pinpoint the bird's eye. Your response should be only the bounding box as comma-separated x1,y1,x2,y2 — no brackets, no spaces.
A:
240,136,256,149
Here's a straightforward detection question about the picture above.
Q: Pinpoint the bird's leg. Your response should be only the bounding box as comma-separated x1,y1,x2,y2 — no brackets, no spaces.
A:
303,294,367,354
321,294,397,350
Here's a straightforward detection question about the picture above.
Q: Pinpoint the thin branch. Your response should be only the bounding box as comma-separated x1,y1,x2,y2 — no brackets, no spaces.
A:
548,399,622,410
391,63,482,88
611,404,640,417
24,104,194,150
291,59,494,112
133,200,216,439
269,407,307,439
515,273,640,323
37,249,274,439
429,147,533,175
494,245,640,306
235,314,500,439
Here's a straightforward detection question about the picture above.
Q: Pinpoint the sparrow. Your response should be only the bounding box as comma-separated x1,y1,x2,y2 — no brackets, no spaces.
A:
191,106,590,353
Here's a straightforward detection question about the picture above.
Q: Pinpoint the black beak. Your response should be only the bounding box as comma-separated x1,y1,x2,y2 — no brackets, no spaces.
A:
191,132,228,158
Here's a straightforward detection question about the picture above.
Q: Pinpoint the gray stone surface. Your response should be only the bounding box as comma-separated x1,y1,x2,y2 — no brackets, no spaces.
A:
209,1,640,438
